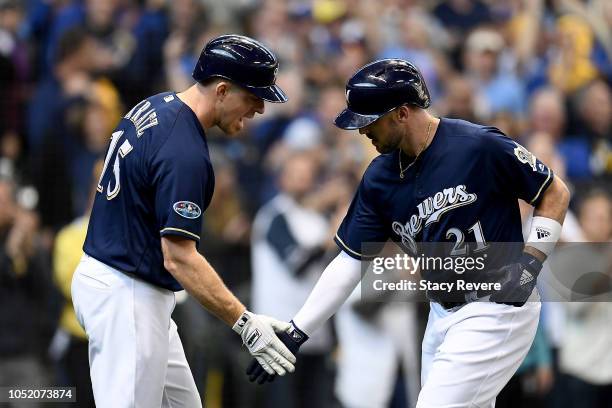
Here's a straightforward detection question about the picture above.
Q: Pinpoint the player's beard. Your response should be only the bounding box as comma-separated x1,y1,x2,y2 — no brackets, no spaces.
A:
376,143,398,154
375,129,402,154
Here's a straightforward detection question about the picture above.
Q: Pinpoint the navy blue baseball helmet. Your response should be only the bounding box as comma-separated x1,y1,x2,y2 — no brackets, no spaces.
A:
192,34,288,103
334,59,431,129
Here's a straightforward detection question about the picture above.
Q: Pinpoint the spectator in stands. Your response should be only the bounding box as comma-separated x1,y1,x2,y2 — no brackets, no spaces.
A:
548,14,599,95
0,0,29,135
27,26,94,152
334,18,372,87
527,87,567,142
0,130,25,184
33,79,122,231
39,0,163,106
246,67,310,208
0,178,56,401
440,75,478,123
100,0,167,107
560,190,612,408
335,273,420,408
162,0,209,93
559,80,612,181
464,28,526,119
433,0,492,40
252,152,336,408
433,0,492,66
377,9,442,99
50,161,102,407
575,81,612,179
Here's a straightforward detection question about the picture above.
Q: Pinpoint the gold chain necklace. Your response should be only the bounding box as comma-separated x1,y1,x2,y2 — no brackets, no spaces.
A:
399,119,433,179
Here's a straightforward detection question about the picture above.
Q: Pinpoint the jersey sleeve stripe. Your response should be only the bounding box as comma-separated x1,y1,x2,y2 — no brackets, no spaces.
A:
334,233,363,259
529,168,552,205
160,227,201,241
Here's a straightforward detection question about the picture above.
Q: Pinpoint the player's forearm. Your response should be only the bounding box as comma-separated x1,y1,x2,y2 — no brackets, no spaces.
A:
293,251,362,335
533,176,570,225
165,250,245,326
526,176,571,262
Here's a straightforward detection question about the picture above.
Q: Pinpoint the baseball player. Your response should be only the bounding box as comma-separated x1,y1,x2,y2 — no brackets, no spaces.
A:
246,59,571,407
71,35,296,407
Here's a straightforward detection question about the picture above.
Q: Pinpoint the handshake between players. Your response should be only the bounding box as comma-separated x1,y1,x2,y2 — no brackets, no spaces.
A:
231,311,297,377
73,33,568,407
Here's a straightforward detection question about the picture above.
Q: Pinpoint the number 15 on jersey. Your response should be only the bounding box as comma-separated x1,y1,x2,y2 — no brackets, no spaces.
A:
97,130,134,200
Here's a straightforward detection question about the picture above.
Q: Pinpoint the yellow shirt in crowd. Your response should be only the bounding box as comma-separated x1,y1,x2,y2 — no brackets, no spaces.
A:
53,217,88,339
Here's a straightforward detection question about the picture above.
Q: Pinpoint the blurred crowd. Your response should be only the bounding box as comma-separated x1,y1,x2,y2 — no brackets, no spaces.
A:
0,0,611,407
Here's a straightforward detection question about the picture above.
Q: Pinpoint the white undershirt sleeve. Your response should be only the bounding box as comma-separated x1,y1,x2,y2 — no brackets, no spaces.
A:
292,250,362,335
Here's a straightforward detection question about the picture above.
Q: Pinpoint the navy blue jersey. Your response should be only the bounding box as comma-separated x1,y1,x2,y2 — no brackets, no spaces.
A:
84,92,214,291
335,118,553,271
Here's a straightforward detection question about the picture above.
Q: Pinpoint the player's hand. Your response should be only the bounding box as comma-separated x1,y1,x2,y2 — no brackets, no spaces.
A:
490,252,543,307
246,320,308,385
232,311,296,376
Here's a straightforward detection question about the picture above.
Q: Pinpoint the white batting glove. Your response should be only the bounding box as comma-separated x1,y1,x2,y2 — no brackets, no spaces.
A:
232,311,296,376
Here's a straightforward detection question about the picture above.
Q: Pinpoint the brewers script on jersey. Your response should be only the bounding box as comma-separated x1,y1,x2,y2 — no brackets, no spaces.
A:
335,119,552,273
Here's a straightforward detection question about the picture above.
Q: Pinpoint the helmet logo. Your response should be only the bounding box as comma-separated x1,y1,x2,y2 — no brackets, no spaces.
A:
274,65,279,77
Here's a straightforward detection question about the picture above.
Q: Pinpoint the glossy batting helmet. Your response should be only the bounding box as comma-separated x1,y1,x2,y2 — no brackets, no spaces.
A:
192,34,288,103
334,59,431,129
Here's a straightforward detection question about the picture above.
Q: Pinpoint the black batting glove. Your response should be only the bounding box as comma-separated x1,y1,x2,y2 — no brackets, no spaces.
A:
246,320,308,385
490,252,543,307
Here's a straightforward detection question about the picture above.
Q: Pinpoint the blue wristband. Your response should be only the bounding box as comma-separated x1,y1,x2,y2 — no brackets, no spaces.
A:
287,320,309,345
